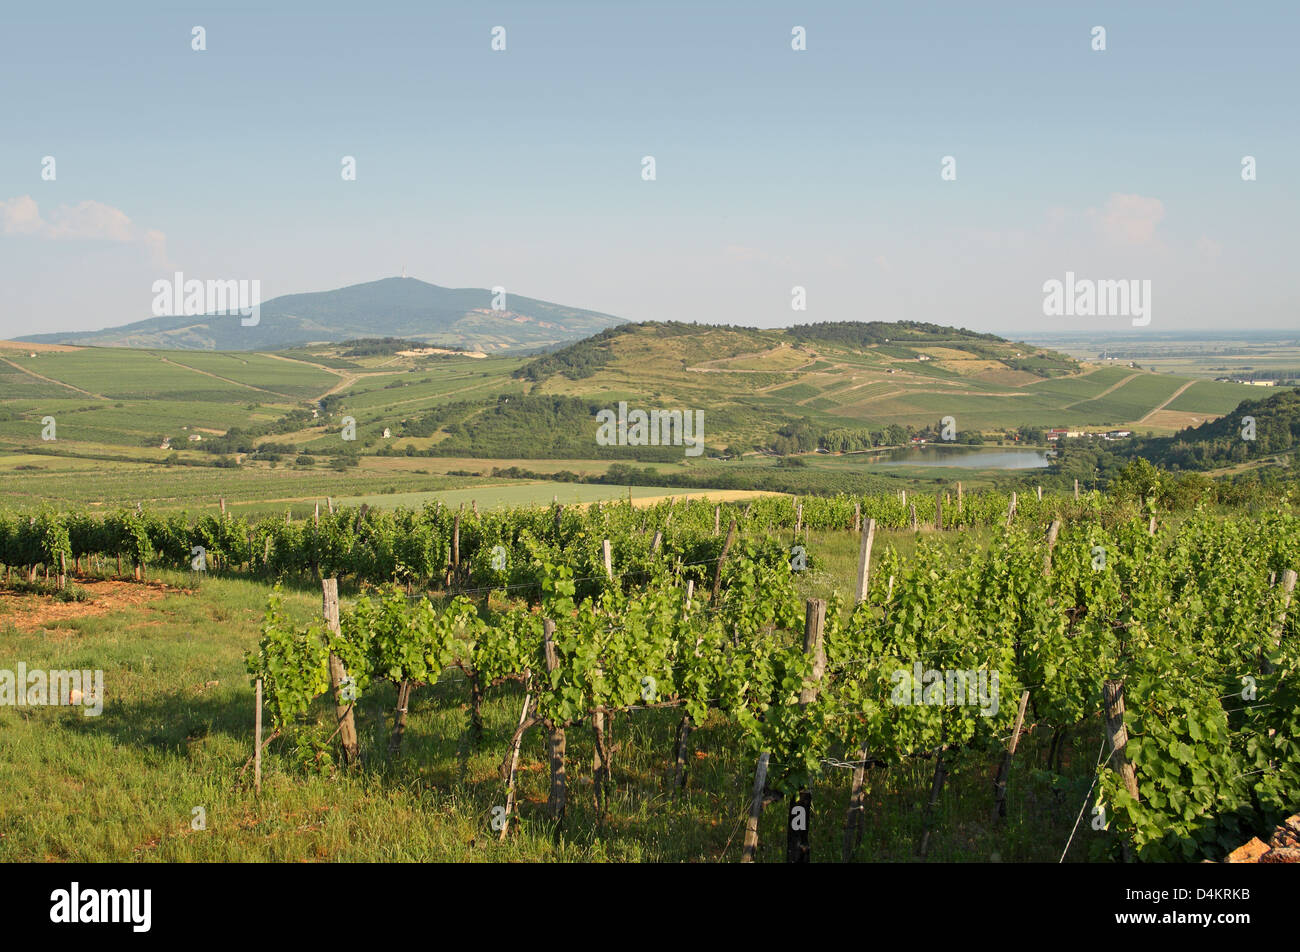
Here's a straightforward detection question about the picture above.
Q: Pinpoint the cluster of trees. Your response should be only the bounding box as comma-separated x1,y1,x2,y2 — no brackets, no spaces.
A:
1133,389,1300,470
191,408,315,456
787,320,1002,348
768,420,820,455
513,326,634,381
817,425,909,452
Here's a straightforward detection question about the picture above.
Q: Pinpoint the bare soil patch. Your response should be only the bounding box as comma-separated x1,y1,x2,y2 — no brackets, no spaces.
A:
0,578,176,631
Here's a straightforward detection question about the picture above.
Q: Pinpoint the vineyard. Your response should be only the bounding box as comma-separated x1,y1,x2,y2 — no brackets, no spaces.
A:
0,486,1193,592
3,489,1298,862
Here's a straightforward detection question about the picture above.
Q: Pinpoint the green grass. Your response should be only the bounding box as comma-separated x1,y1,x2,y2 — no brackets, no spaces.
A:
335,483,713,510
1166,379,1271,414
0,538,1102,863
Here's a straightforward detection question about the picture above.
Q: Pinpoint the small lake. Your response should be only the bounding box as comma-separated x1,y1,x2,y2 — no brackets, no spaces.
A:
863,446,1050,470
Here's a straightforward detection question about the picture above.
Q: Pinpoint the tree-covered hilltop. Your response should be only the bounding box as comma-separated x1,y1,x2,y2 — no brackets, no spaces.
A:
1040,388,1300,498
1134,388,1300,469
786,320,1003,346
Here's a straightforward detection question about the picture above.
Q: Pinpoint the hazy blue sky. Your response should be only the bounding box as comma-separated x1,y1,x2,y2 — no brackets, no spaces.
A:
2,0,1296,339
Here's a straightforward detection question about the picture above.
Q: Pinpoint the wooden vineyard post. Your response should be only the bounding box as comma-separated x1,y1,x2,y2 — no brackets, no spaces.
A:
956,481,963,518
794,500,803,538
841,747,872,862
1148,515,1157,536
672,713,693,795
854,519,876,605
651,530,662,553
714,504,721,536
935,490,943,531
670,577,698,795
388,679,414,755
322,578,359,765
327,496,334,515
741,752,770,863
1103,680,1140,802
313,501,319,525
1264,569,1298,674
1273,569,1297,648
711,520,737,601
1043,518,1062,575
843,523,876,859
499,671,533,841
1006,491,1018,527
472,499,478,517
219,496,226,517
542,619,567,827
452,508,461,587
853,501,861,533
992,689,1030,820
254,677,263,794
915,730,949,859
901,489,907,507
909,504,918,531
593,541,613,816
58,551,66,589
1037,485,1043,502
786,598,827,863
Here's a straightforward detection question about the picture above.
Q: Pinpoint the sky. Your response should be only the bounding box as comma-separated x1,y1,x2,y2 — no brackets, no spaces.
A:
1,0,1297,339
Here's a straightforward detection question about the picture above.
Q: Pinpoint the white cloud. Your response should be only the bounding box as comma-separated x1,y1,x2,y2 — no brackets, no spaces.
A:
722,244,795,269
1088,193,1165,245
0,195,167,264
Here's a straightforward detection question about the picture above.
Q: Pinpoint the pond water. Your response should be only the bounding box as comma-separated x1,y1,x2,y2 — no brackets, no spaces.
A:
863,445,1050,470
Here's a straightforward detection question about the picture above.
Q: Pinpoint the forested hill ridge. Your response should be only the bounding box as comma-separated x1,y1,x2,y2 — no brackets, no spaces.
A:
1128,388,1300,470
17,277,625,353
514,320,1077,382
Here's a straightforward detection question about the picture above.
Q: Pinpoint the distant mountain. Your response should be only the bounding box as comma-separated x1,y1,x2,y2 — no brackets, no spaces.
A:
18,277,625,352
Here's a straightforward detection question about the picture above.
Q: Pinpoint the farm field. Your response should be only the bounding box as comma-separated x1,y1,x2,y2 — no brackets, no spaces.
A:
1,491,1296,863
332,483,780,512
0,326,1274,471
0,523,1120,863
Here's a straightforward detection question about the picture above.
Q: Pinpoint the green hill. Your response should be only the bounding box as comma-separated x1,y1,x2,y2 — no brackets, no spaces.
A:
16,277,624,353
0,323,1282,479
1132,388,1300,469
